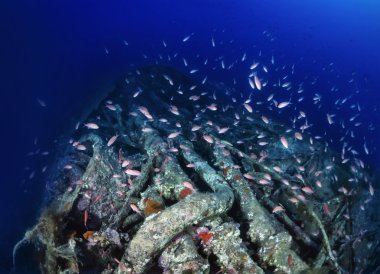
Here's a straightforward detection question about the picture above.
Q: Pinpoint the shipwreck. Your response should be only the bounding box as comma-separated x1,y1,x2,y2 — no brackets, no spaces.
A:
14,66,380,274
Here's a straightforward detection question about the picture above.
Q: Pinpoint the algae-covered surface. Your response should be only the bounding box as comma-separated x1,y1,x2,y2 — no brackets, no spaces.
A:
13,66,380,274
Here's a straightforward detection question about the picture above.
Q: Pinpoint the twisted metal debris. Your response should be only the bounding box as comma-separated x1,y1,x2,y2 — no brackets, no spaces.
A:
14,66,380,273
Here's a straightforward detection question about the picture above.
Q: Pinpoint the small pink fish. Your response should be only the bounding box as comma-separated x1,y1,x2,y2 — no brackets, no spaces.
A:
169,105,180,115
105,104,116,111
315,171,322,176
261,115,269,124
254,75,262,90
130,204,142,214
125,169,141,176
122,160,130,168
297,194,306,202
94,195,102,203
278,101,290,109
369,184,374,196
323,203,331,216
244,103,253,113
189,95,200,101
281,179,290,186
222,149,230,156
217,127,230,134
258,179,270,185
133,90,141,98
280,136,289,149
272,205,285,213
142,127,153,132
243,173,254,180
248,77,255,89
168,132,181,139
177,144,188,151
107,135,118,146
84,123,99,129
326,113,334,125
37,98,47,107
294,132,303,140
338,186,348,195
76,144,87,151
288,197,299,204
114,258,128,272
302,186,314,194
138,106,153,120
207,103,217,111
258,141,268,146
183,181,196,192
191,125,201,131
203,135,213,144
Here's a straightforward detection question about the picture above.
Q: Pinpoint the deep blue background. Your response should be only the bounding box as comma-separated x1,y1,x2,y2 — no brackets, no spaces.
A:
1,0,379,272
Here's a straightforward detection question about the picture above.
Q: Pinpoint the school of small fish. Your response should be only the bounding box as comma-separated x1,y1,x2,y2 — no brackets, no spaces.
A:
28,30,378,236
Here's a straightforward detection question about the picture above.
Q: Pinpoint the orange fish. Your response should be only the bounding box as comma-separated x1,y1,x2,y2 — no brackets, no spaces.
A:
198,231,213,243
84,209,88,229
287,254,293,268
83,230,94,240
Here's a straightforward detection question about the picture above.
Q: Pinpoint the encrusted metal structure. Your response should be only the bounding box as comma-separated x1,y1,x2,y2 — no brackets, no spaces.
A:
14,66,379,273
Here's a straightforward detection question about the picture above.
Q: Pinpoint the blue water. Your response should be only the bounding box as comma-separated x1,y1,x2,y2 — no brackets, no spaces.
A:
1,0,379,272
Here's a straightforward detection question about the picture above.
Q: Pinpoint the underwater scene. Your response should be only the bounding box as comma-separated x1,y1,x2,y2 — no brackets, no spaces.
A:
1,1,380,273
